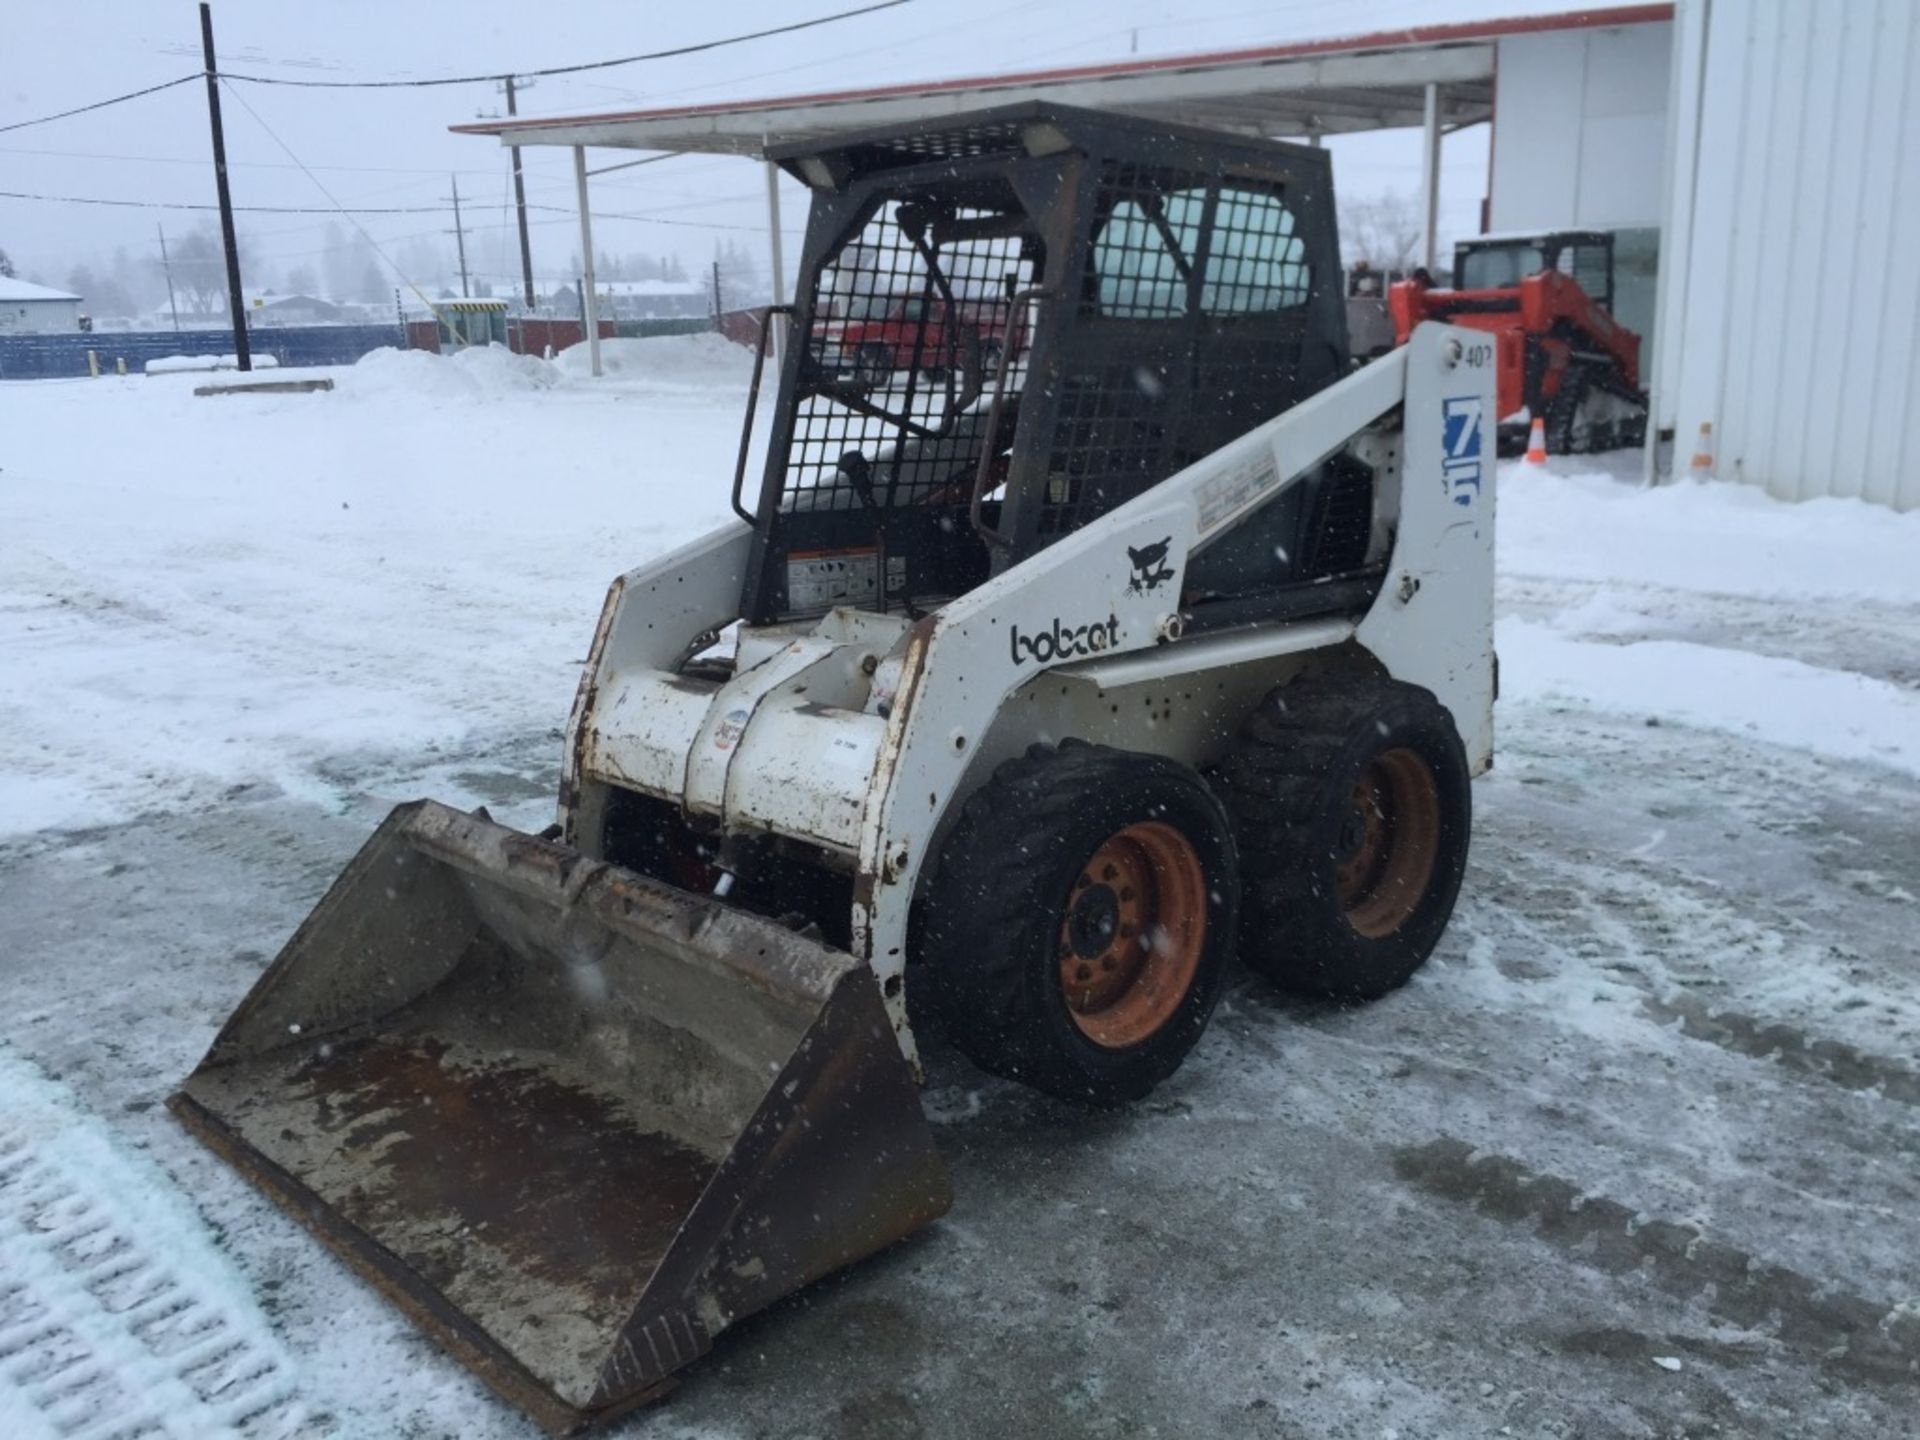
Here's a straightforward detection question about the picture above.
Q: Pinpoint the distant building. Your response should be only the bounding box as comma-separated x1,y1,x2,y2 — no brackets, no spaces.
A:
0,277,84,334
249,294,354,326
548,278,708,322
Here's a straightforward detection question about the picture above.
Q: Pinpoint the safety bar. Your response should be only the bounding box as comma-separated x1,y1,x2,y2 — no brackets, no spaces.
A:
731,304,796,525
968,286,1050,551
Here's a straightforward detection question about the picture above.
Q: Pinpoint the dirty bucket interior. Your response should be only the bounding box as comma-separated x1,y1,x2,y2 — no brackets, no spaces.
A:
172,802,949,1433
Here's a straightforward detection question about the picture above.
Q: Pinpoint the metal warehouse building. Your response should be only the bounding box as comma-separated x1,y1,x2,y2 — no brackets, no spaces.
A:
462,0,1919,510
1656,1,1919,510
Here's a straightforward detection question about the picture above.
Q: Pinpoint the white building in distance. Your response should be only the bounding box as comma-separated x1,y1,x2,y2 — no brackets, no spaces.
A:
0,277,83,334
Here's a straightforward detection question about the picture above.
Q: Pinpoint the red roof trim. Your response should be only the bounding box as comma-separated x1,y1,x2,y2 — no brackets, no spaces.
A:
452,4,1672,138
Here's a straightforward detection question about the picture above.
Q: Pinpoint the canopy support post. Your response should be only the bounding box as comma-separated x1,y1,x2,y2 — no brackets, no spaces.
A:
574,145,602,378
765,159,787,361
1419,83,1442,274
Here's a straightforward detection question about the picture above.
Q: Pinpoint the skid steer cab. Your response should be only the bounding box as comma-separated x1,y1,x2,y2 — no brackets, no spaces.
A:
173,104,1497,1433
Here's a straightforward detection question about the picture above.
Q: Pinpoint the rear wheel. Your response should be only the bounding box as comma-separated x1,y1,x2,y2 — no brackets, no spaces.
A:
1217,676,1471,999
917,743,1238,1105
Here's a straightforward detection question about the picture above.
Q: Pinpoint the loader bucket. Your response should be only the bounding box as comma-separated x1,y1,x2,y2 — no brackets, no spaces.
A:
170,800,950,1434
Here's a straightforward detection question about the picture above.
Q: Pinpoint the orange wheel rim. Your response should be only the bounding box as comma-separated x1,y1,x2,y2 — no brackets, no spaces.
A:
1057,821,1207,1049
1333,747,1441,939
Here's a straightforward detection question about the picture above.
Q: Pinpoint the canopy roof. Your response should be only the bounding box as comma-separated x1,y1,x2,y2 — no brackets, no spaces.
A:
452,5,1670,155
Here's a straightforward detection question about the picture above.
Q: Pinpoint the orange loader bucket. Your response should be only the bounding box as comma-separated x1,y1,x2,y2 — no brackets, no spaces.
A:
171,801,949,1433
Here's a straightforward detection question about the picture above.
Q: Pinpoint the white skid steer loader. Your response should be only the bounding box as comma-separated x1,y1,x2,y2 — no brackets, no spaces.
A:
172,105,1496,1433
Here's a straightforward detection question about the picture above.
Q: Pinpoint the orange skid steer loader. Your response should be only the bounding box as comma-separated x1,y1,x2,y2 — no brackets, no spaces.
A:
1390,229,1648,455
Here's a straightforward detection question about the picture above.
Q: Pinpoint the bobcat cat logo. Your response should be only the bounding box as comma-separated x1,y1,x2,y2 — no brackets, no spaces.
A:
1127,537,1175,593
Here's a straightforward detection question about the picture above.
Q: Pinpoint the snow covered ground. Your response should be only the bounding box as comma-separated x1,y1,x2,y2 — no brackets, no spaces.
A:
3,342,1917,1438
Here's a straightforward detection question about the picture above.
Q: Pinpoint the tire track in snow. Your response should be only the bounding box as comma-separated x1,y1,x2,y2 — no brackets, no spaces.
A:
0,1057,316,1440
1392,1138,1920,1387
1642,995,1920,1109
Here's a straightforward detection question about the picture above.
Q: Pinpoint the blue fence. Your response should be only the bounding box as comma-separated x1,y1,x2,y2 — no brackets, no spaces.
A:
0,324,409,381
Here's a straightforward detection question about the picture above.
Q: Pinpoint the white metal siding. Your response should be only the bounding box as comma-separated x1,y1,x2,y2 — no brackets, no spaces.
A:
1490,24,1673,232
1657,0,1920,509
0,298,81,334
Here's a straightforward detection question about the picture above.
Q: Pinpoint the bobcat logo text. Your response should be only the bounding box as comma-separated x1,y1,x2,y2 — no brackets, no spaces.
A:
1009,614,1120,666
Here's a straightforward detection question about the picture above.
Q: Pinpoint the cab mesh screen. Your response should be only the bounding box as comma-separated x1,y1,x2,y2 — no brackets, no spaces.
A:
783,198,1040,515
1038,163,1311,541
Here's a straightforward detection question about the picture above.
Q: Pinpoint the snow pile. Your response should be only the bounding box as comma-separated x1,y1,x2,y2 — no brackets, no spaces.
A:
1495,455,1920,769
339,343,561,401
552,331,752,385
337,344,482,400
1498,622,1920,776
1501,463,1920,604
338,334,748,400
446,342,560,395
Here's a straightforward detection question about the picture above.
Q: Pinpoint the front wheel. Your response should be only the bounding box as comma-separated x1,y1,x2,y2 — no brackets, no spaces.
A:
916,743,1239,1105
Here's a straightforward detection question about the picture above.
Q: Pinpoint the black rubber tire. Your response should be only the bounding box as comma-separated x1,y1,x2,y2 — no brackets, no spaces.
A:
1217,676,1472,1000
916,742,1239,1106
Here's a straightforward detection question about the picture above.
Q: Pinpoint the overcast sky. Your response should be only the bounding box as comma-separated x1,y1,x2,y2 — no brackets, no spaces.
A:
1,0,1527,295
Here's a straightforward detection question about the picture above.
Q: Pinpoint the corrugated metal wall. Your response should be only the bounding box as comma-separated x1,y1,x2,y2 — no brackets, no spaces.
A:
1491,24,1672,234
1655,0,1920,509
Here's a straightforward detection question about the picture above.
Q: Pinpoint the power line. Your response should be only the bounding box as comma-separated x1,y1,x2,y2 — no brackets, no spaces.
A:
575,0,1030,110
0,189,450,214
220,1,912,89
0,74,200,136
214,75,439,313
0,142,499,177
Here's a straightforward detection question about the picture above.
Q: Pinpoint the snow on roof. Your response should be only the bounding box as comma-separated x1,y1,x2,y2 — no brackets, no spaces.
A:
0,277,81,303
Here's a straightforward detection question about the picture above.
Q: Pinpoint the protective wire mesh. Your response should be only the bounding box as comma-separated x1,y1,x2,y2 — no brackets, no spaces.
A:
1039,165,1313,539
784,198,1039,516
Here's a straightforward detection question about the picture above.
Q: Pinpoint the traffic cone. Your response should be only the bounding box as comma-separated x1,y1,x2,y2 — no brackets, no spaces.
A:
1688,421,1714,477
1523,416,1548,465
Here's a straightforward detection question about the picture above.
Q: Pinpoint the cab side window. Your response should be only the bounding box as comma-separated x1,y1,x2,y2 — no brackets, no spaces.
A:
1201,188,1311,314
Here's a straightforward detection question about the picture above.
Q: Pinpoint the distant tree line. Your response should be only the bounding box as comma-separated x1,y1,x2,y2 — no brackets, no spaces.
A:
1,222,770,321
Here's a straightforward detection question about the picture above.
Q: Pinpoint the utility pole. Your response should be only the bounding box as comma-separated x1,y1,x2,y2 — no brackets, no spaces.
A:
711,258,723,330
198,2,250,370
156,222,181,332
448,173,471,298
504,75,536,310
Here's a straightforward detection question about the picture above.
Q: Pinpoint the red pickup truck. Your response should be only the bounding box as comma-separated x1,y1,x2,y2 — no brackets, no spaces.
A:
815,296,1022,383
